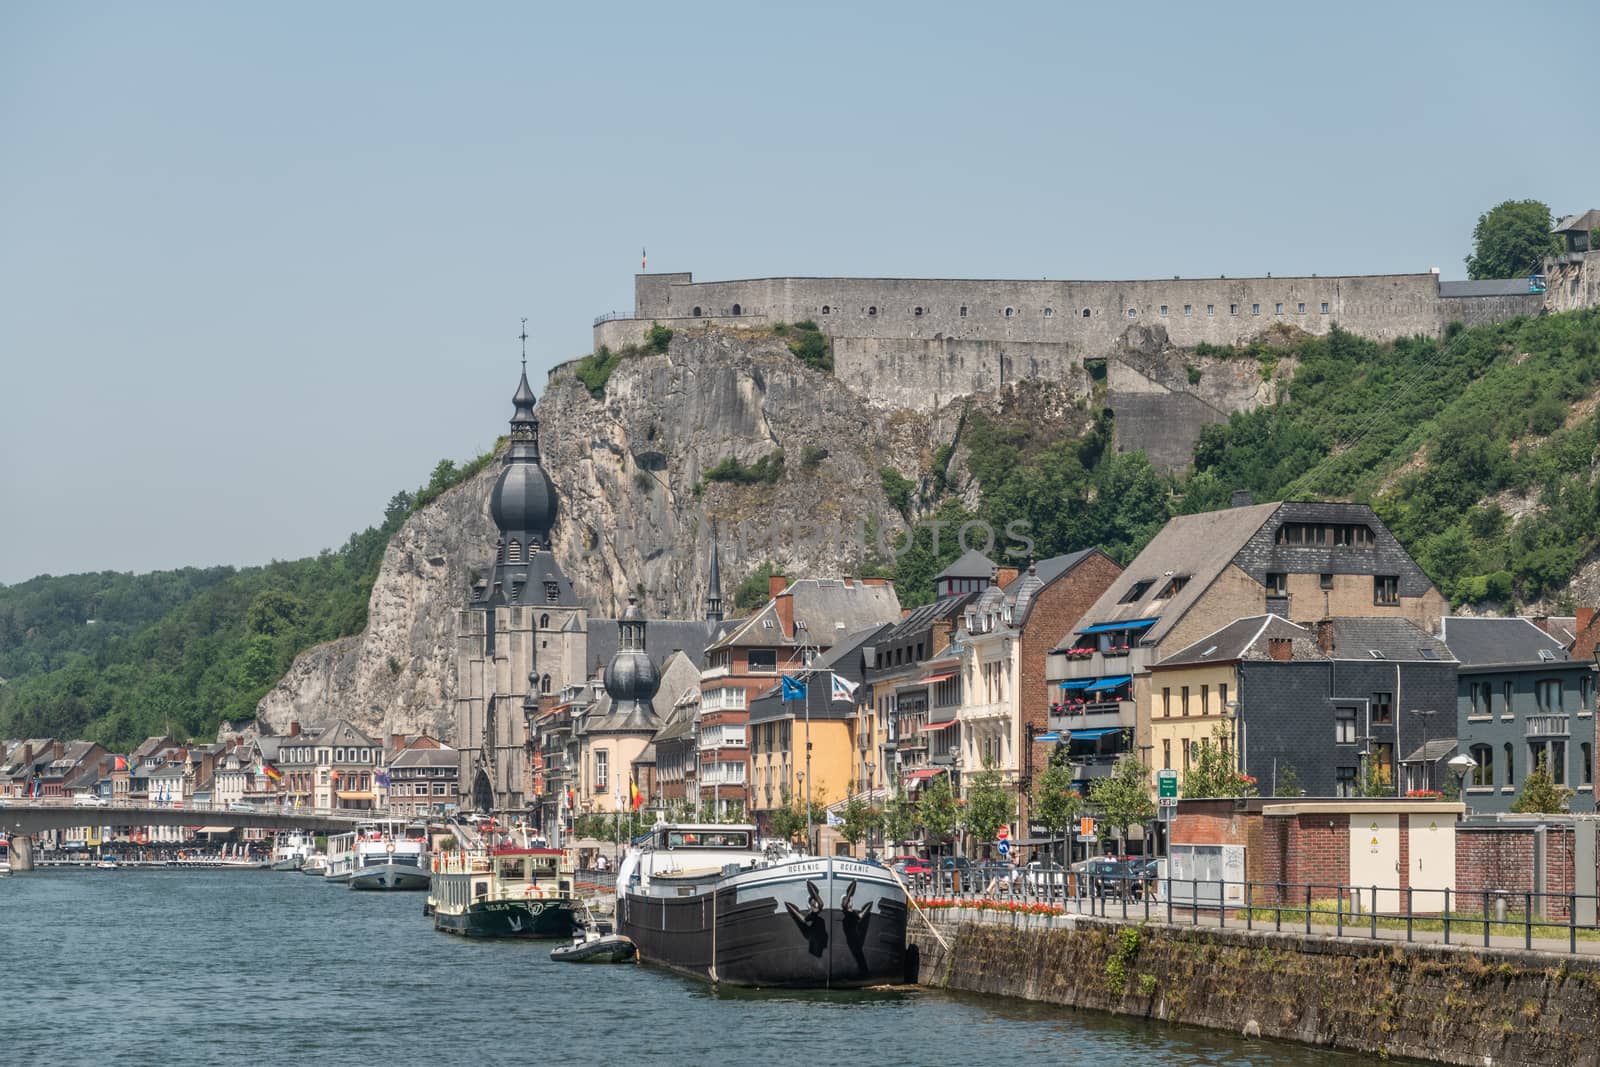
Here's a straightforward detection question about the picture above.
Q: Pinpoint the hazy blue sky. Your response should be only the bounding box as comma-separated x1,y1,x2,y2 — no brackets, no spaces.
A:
2,1,1595,585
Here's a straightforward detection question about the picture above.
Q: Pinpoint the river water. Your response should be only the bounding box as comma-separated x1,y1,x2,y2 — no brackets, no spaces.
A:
2,869,1369,1066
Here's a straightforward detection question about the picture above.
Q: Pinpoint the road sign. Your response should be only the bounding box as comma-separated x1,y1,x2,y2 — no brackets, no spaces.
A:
996,824,1011,842
1079,816,1095,837
997,840,1010,856
1157,770,1178,799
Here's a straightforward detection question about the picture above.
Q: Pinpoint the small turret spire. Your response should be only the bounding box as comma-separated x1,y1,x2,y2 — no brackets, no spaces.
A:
519,317,528,372
705,524,724,624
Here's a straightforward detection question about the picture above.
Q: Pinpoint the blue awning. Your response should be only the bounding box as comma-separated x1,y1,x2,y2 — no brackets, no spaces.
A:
1034,732,1061,743
1057,679,1095,690
1077,618,1158,635
1084,675,1132,692
1070,727,1124,740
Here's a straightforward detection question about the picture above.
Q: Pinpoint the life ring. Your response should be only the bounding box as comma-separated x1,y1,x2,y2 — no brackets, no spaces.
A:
523,885,539,899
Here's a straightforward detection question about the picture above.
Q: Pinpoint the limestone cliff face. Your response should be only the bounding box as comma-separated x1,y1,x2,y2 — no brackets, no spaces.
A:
257,328,914,740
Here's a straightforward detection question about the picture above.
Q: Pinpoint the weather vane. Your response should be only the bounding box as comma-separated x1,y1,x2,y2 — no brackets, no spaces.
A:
519,317,528,370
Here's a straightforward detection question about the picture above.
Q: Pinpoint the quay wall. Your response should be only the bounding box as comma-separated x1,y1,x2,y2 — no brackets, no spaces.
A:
909,910,1600,1067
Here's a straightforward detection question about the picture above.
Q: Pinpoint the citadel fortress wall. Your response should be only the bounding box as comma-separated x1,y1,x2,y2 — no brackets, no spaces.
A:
582,256,1586,467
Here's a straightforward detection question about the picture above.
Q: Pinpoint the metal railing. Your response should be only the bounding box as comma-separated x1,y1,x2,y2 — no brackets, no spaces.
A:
905,869,1600,955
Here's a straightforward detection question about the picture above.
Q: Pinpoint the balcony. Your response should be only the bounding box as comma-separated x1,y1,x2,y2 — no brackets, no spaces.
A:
963,702,1008,722
1048,703,1127,733
1526,715,1570,738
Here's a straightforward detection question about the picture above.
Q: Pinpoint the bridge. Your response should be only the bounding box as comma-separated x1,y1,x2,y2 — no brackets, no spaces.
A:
0,800,374,870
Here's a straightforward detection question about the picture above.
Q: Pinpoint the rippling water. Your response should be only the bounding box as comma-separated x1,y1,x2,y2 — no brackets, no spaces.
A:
1,869,1371,1066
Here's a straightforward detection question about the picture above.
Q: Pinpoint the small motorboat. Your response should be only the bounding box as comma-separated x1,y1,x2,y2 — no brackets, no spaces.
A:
94,858,119,871
550,931,637,964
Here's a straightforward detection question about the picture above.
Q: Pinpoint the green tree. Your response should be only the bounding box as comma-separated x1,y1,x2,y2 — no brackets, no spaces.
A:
838,796,881,855
1088,754,1156,856
1031,757,1084,864
1466,199,1558,280
765,792,807,844
733,561,782,611
1511,752,1573,814
960,762,1015,853
882,793,917,849
917,774,959,853
1180,724,1256,798
1274,763,1304,797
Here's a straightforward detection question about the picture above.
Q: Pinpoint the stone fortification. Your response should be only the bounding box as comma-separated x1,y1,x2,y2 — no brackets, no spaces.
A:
912,911,1600,1067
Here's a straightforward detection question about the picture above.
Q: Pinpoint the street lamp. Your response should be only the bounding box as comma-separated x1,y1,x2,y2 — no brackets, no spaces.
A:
1447,753,1477,815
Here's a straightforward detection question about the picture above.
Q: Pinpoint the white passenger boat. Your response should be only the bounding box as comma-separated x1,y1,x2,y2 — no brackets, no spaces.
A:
325,831,357,883
269,831,315,871
349,821,430,891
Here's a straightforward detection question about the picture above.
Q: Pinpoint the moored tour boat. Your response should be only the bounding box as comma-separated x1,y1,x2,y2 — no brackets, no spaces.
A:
615,824,908,989
270,832,314,871
300,854,328,876
431,840,580,938
349,822,430,891
324,831,357,884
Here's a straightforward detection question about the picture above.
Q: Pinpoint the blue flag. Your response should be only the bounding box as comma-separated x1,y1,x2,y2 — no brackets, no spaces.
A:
781,675,807,701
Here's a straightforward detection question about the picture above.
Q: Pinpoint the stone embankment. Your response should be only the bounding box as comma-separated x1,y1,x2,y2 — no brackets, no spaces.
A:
908,908,1600,1067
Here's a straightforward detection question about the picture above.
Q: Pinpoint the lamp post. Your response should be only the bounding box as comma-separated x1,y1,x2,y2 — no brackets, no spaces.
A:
1407,708,1437,793
1448,753,1477,816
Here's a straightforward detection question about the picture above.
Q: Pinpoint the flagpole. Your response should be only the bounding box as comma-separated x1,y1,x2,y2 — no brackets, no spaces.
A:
804,673,814,856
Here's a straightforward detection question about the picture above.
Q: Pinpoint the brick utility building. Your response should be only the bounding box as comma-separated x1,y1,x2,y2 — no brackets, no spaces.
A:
1440,616,1599,814
1048,499,1447,793
1151,616,1458,798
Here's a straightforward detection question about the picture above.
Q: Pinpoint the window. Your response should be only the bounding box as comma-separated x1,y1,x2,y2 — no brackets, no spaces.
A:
867,306,877,316
1502,680,1514,714
1181,686,1190,717
1372,742,1394,786
1265,572,1287,596
1119,579,1154,603
1505,742,1515,789
1206,304,1215,315
544,581,560,603
1274,302,1284,314
1219,683,1229,713
1162,739,1171,769
1182,741,1191,772
912,306,924,317
747,649,776,673
1230,303,1239,315
820,305,830,315
540,613,549,629
959,305,967,317
1251,303,1260,315
1335,708,1357,744
1155,575,1189,599
594,750,609,791
1373,692,1393,725
1374,575,1399,605
1183,304,1193,316
1584,743,1593,787
1127,308,1137,319
1200,684,1209,715
1320,302,1330,314
1162,687,1171,717
692,306,702,317
1469,682,1492,718
1003,307,1015,318
1043,307,1053,318
1297,302,1306,314
1536,679,1562,713
731,303,742,316
1470,744,1493,787
1553,740,1568,786
1159,305,1169,316
1335,766,1357,797
1081,308,1091,318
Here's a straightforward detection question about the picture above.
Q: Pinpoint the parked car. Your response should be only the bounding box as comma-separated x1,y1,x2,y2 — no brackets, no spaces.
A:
891,856,932,879
1085,858,1147,900
72,794,107,807
1024,860,1068,893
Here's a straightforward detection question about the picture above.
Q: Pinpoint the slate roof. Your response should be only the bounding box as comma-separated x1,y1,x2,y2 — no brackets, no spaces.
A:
934,549,998,581
1008,550,1097,628
1404,738,1460,763
709,579,902,651
1554,210,1600,234
585,618,712,679
310,720,378,747
1323,617,1454,662
746,624,885,724
1055,502,1280,650
1440,616,1575,667
1154,615,1314,668
388,746,457,769
879,595,971,644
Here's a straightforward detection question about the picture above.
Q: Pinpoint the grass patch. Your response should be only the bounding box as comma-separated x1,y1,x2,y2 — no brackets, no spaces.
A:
705,450,785,486
1240,897,1600,941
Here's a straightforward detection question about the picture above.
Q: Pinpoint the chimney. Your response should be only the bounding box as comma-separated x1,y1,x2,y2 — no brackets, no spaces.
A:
1578,606,1596,638
288,721,301,737
1268,637,1293,662
1530,615,1551,635
1315,620,1336,654
775,590,795,637
1231,490,1254,508
51,740,64,759
996,566,1021,588
390,733,405,751
768,573,788,599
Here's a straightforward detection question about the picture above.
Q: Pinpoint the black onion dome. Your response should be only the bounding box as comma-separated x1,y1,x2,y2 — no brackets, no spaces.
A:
490,458,556,537
604,596,659,704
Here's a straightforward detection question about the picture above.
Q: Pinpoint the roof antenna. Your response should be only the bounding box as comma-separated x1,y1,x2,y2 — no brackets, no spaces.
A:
519,317,529,371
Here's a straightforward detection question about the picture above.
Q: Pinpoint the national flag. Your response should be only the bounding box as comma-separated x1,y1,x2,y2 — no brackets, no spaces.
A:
781,675,807,701
374,770,390,788
565,787,574,811
262,763,283,783
830,674,859,703
641,247,647,270
113,756,129,772
629,780,644,811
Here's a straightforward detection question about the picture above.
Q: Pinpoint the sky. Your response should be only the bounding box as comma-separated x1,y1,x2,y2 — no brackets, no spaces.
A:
2,0,1596,585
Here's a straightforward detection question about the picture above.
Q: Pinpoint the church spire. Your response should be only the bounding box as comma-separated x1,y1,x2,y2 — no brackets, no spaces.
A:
509,318,540,454
705,524,724,624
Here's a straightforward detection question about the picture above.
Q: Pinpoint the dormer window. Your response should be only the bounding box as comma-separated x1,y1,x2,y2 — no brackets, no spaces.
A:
544,582,560,603
1155,575,1189,599
1118,580,1154,604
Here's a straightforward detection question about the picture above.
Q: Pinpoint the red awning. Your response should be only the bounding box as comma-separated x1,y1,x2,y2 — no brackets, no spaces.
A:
903,767,948,782
920,720,959,733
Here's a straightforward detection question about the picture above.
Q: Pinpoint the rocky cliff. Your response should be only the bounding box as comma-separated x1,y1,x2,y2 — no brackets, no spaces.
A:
255,325,1272,741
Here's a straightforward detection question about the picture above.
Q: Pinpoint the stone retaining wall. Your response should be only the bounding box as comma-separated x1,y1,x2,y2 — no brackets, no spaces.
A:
908,908,1600,1066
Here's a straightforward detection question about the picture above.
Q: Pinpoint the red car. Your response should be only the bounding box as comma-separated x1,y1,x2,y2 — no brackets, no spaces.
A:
889,855,932,877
